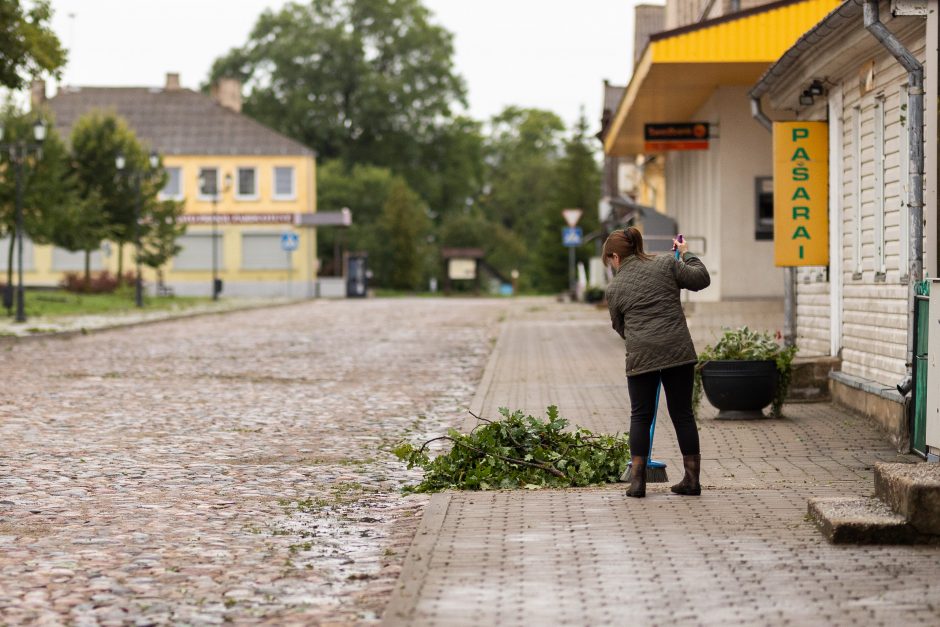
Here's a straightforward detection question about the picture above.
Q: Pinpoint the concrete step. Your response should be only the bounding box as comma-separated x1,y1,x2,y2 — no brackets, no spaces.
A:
807,496,922,544
874,462,940,535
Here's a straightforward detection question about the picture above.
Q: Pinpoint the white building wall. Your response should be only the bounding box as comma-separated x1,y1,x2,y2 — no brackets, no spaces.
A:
666,138,722,303
835,31,926,385
665,85,782,302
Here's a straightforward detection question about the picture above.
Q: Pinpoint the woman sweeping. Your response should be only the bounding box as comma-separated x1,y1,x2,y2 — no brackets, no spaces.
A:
604,227,711,498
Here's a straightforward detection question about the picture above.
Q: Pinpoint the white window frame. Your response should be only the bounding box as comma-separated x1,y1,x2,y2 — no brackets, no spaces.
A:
873,96,886,276
273,166,296,201
197,167,221,201
235,166,259,201
898,83,910,280
159,166,184,201
852,105,862,277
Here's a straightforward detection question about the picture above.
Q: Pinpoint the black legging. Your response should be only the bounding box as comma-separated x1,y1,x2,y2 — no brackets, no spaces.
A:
626,363,700,458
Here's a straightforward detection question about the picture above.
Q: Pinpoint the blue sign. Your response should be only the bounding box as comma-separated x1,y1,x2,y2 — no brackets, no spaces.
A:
281,232,299,252
562,227,583,247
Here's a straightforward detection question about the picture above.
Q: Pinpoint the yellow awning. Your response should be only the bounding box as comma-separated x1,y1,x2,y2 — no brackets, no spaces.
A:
603,0,841,157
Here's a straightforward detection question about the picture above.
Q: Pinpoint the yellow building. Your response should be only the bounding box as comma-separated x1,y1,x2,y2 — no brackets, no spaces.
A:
18,74,320,298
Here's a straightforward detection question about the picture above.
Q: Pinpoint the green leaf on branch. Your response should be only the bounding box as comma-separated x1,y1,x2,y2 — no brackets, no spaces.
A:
392,406,630,493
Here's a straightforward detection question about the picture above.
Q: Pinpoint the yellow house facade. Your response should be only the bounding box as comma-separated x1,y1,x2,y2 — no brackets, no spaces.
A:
12,74,319,299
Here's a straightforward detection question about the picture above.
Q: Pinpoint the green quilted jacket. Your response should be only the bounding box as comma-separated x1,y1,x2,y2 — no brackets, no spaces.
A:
605,252,710,376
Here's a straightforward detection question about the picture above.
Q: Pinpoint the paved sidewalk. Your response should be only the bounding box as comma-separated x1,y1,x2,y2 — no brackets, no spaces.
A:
383,303,940,626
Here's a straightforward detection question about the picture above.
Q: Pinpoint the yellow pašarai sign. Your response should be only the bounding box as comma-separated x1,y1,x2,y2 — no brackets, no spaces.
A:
773,121,829,266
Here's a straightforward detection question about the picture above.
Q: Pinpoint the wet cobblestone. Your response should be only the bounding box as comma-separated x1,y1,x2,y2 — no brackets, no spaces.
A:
0,298,508,625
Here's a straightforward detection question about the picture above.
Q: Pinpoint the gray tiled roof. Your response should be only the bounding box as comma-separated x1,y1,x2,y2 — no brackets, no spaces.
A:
45,86,314,157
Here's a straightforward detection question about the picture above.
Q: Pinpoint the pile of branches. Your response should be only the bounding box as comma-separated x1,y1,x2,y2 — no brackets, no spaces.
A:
393,406,630,493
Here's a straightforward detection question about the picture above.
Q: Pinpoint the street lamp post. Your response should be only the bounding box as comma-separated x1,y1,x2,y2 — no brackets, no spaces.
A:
116,150,160,307
0,118,47,323
201,170,231,300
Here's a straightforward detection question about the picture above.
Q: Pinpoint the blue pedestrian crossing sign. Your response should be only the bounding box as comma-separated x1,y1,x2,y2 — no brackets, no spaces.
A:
562,227,583,247
281,232,299,252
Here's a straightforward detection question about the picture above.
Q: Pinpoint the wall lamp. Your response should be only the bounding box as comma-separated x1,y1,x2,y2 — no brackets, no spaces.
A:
799,80,827,106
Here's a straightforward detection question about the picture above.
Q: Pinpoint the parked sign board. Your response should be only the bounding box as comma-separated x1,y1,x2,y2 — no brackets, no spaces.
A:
643,122,709,152
448,258,476,280
772,121,829,266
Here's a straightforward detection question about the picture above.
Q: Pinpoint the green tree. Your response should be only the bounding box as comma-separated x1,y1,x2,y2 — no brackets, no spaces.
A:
480,107,565,233
0,104,74,290
0,0,66,89
372,179,430,290
531,111,601,292
139,199,186,291
478,106,566,290
69,111,160,280
315,159,398,275
208,0,467,199
412,116,485,219
46,190,111,282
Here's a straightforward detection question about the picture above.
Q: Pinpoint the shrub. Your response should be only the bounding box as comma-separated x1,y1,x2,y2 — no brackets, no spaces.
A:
694,326,798,418
60,271,124,294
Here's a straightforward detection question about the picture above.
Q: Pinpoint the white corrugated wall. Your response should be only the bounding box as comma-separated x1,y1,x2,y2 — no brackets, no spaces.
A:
835,33,926,385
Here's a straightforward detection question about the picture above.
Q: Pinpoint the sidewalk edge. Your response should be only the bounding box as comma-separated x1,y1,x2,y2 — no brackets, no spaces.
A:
0,299,308,345
380,493,453,626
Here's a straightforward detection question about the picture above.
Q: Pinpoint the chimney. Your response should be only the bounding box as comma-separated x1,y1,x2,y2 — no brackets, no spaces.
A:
165,72,181,91
30,79,46,109
211,77,242,113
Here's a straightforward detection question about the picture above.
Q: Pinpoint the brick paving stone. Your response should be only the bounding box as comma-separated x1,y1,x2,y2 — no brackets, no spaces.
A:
384,303,940,626
0,297,511,625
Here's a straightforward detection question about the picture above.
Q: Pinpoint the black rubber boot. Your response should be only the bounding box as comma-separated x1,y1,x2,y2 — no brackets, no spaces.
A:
670,454,701,496
626,456,647,498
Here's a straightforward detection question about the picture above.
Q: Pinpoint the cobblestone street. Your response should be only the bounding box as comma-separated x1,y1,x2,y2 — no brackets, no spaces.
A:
0,298,508,625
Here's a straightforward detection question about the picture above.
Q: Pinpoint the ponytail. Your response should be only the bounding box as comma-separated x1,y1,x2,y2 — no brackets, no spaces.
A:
602,227,653,266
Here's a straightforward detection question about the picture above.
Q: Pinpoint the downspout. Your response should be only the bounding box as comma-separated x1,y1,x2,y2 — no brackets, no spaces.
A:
751,95,797,348
864,0,925,392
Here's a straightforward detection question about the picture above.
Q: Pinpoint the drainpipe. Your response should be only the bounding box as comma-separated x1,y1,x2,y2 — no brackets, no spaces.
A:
864,0,925,393
751,96,797,348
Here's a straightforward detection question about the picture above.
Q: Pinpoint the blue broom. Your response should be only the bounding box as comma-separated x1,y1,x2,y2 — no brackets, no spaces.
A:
622,375,669,483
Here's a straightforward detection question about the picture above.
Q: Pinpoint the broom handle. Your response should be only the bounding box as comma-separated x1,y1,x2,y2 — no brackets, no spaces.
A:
647,375,661,464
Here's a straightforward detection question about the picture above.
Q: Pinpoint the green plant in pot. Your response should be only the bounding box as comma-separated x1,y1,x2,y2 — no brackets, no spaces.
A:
693,326,797,419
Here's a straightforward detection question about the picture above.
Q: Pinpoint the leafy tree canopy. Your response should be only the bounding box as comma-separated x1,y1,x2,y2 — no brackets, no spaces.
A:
0,0,66,89
208,0,466,194
69,111,162,246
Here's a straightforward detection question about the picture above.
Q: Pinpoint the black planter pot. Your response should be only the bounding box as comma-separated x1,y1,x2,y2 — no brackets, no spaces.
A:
700,360,778,419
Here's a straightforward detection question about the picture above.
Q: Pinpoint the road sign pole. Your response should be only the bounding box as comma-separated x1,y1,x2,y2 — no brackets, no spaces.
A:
287,251,292,299
569,246,575,299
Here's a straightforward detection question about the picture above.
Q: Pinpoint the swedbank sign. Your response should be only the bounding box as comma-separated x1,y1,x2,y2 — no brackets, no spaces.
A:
772,121,828,266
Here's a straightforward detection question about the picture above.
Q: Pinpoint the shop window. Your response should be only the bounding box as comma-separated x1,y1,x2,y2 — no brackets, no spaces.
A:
898,84,910,279
0,236,35,271
873,96,886,277
52,247,104,271
172,233,223,271
755,177,773,240
852,105,862,278
241,233,286,270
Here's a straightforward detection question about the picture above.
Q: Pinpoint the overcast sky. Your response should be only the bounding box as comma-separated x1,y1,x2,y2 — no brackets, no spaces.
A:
47,0,651,132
